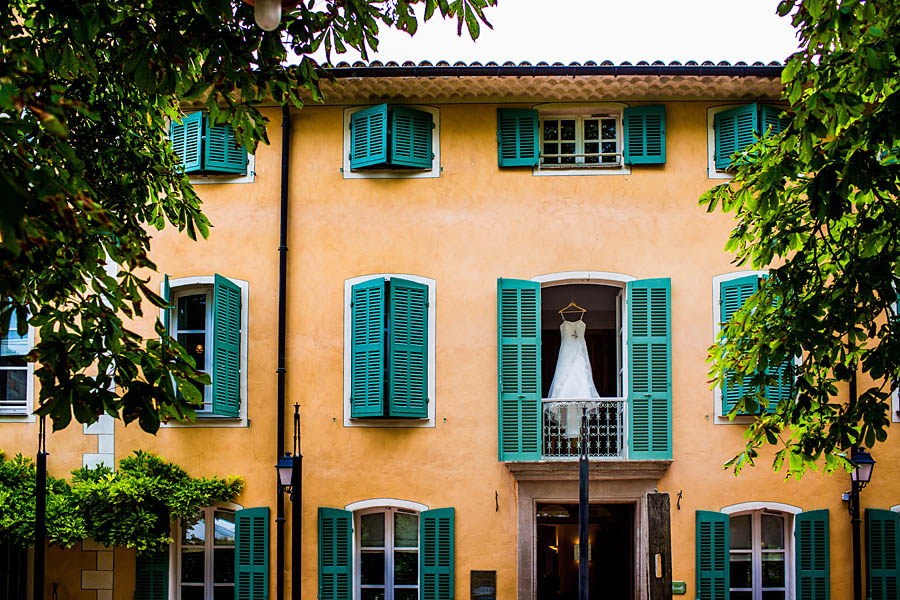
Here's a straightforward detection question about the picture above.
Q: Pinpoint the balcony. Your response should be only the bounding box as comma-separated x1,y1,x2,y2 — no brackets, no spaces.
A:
542,398,625,460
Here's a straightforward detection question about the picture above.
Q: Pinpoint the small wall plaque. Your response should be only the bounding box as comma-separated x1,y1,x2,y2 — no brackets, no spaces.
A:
672,581,687,595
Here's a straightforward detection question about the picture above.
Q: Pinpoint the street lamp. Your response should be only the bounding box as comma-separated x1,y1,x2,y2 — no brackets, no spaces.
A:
275,403,302,600
846,446,875,600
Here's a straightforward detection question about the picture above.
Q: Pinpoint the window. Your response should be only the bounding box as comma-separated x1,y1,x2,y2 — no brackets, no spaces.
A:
318,502,454,600
343,274,436,427
162,275,249,424
712,272,792,422
497,104,665,174
0,309,32,419
177,507,236,600
708,103,788,176
0,540,28,600
728,511,789,600
343,105,440,179
497,273,671,461
169,112,250,178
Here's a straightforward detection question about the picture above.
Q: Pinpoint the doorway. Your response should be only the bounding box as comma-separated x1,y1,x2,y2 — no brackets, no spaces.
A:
535,502,634,600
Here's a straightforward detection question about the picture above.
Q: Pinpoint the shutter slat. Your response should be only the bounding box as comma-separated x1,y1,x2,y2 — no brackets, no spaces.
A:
714,104,758,170
212,274,241,417
170,112,203,173
351,278,386,417
867,509,900,600
350,104,389,169
759,104,789,137
627,278,671,459
235,507,269,600
497,278,542,460
421,508,454,600
795,509,830,600
695,511,728,600
390,107,433,169
203,120,248,174
497,109,539,167
389,278,428,417
318,508,352,600
623,105,666,165
134,550,168,600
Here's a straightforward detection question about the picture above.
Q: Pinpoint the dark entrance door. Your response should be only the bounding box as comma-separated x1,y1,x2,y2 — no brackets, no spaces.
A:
535,503,634,600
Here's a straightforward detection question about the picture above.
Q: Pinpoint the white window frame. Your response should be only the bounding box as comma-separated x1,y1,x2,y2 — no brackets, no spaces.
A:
170,502,243,600
342,274,436,428
342,105,440,180
0,316,35,422
160,276,249,427
532,103,631,177
171,287,215,415
723,507,795,600
190,153,256,185
350,504,425,600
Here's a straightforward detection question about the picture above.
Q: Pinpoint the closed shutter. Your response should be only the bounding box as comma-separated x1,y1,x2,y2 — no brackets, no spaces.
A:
235,507,269,600
318,508,352,600
623,105,666,165
695,511,728,600
204,120,248,174
627,278,671,459
391,107,433,169
212,274,241,417
134,550,168,600
720,275,759,414
497,278,542,461
795,509,830,600
866,508,900,600
759,104,789,137
388,278,429,418
170,112,203,173
714,104,758,170
420,508,454,600
497,109,539,167
351,278,386,418
350,104,389,169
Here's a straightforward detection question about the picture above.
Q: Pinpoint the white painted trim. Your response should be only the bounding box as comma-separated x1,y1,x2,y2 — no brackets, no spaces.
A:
343,274,437,427
531,271,637,286
344,498,429,513
0,322,36,423
892,387,899,424
890,504,900,513
342,106,440,179
707,105,742,180
720,501,802,515
160,275,250,428
190,153,256,185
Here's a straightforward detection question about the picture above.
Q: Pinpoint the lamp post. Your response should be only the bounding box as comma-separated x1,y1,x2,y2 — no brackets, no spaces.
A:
846,446,875,600
34,415,48,600
276,404,302,600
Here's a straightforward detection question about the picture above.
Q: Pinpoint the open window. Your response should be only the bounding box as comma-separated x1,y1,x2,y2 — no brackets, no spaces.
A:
708,103,788,177
0,308,32,420
169,113,249,177
343,105,440,179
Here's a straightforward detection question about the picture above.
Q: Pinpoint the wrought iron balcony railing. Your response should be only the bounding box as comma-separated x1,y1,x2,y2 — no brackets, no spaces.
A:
541,398,625,459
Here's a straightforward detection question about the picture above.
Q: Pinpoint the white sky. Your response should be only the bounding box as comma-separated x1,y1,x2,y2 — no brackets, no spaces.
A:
323,0,800,66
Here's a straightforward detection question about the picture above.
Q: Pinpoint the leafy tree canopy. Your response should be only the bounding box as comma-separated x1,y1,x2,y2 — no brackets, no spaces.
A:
0,0,494,432
702,0,900,477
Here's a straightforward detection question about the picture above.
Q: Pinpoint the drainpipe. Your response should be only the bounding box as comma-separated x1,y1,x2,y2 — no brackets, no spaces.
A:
276,104,291,600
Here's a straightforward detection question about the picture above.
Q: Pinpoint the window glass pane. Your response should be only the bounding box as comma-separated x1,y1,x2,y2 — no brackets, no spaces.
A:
361,551,385,585
181,585,204,600
181,549,204,583
731,592,752,600
601,119,617,140
183,514,205,545
762,591,785,600
543,120,558,140
214,548,235,583
729,515,751,549
762,552,785,587
543,143,558,164
560,120,576,140
0,367,27,401
583,119,599,140
361,513,385,547
601,142,617,163
178,332,206,369
761,514,784,549
394,551,418,585
1,311,28,357
584,142,600,164
214,511,235,545
214,585,236,600
560,143,576,164
394,512,418,547
729,553,751,588
178,294,207,331
395,589,418,600
361,589,385,600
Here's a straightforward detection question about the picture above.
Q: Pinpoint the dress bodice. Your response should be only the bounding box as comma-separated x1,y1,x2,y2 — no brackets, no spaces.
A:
560,319,586,340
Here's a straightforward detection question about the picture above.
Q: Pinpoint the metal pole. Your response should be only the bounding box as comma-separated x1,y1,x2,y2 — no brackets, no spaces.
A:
34,415,47,600
578,405,588,600
851,475,862,600
292,404,302,600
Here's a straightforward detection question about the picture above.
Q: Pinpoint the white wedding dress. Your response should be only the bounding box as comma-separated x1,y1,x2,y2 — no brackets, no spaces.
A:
548,319,600,399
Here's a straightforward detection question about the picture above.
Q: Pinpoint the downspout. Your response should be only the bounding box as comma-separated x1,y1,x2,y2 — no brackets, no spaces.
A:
276,104,291,600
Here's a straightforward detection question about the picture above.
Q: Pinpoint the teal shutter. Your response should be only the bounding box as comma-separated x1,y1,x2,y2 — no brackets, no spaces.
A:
170,112,203,173
235,507,269,600
867,509,900,600
623,105,666,165
759,104,789,137
497,109,539,167
350,104,389,169
421,507,454,600
162,274,171,338
318,507,352,600
204,120,248,174
212,274,241,418
695,511,728,600
391,107,433,169
714,103,758,170
720,275,759,414
497,278,541,461
627,278,671,459
134,550,168,600
351,278,386,418
795,509,830,600
388,278,428,418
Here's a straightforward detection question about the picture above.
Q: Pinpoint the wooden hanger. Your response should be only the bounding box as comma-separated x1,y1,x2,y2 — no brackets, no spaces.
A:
558,300,586,319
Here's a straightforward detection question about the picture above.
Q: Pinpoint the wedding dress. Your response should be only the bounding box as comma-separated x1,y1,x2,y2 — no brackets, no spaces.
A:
548,319,600,399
